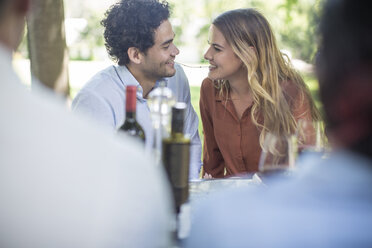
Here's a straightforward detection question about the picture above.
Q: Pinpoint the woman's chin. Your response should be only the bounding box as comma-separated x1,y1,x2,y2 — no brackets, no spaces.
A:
208,73,219,81
208,75,224,81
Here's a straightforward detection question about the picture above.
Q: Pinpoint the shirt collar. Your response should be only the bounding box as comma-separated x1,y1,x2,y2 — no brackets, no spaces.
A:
115,65,144,101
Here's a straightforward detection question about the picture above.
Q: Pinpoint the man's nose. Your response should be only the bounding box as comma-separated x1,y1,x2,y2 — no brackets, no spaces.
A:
171,44,179,56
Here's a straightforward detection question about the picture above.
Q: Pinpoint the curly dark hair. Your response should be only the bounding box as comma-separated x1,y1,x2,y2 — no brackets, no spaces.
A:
101,0,170,65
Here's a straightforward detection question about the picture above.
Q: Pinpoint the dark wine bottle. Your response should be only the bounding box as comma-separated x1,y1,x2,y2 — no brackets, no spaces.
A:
162,102,190,214
119,85,145,142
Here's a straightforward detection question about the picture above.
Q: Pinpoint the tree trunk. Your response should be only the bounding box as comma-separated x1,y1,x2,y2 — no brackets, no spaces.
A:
27,0,70,97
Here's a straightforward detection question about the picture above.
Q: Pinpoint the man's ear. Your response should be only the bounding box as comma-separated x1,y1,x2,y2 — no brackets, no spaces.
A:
127,47,143,64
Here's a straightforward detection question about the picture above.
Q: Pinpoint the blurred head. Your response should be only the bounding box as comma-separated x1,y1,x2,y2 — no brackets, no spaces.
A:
101,0,172,66
317,0,372,157
0,0,5,14
0,0,29,51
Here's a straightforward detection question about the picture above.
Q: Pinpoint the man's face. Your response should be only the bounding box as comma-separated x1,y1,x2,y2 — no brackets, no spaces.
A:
140,20,179,81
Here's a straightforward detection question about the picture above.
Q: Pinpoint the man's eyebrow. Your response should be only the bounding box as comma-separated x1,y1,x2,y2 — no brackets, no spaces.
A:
161,33,176,46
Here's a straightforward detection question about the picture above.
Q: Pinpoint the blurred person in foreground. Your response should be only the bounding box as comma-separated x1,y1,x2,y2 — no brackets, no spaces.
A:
0,0,173,247
71,0,202,179
185,0,372,247
200,8,321,178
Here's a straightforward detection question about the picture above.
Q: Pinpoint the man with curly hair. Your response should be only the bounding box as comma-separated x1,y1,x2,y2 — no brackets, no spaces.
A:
72,0,202,179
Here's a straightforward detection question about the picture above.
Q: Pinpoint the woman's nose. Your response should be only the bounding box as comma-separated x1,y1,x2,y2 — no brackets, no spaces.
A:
204,47,212,61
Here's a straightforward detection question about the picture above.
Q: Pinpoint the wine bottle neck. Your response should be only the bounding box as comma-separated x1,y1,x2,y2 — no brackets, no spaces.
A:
125,85,137,113
125,111,136,120
171,120,184,134
170,102,186,136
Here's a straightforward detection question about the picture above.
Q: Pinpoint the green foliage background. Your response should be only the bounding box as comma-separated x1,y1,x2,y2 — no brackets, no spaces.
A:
168,0,324,63
18,0,325,64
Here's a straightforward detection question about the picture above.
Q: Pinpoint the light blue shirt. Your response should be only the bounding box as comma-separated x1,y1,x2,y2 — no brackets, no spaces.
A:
185,151,372,247
71,64,202,179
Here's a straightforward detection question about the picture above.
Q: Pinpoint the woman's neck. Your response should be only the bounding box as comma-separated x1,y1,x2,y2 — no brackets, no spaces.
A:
228,76,251,98
228,76,254,120
226,65,250,97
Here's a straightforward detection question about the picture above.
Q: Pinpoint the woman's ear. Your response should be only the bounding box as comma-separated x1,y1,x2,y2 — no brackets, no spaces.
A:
127,47,142,64
249,46,256,54
247,46,257,62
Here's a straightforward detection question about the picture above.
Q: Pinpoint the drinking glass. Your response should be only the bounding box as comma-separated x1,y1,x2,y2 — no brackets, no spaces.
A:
296,119,327,153
258,133,298,176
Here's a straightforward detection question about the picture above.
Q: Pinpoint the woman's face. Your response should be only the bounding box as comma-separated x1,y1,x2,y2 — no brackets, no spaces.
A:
204,25,244,81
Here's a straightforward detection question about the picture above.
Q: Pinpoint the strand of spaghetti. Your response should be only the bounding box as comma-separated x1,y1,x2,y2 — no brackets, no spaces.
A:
175,61,209,68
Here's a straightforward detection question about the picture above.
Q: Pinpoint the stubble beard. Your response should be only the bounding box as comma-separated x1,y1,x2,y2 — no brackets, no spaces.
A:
156,63,176,79
142,60,177,82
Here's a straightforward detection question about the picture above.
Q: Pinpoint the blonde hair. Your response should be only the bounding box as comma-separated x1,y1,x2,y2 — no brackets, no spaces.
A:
213,8,321,148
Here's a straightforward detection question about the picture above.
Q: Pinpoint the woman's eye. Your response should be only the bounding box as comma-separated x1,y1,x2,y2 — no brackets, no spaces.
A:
213,46,221,52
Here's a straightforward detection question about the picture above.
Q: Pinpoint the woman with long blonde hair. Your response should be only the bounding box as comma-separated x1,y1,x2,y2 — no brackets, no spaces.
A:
200,8,321,178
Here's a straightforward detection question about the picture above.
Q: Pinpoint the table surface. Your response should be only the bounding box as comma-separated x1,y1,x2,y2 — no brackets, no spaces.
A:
178,174,263,239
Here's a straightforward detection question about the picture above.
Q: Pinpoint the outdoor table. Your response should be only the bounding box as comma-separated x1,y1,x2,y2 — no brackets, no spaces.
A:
177,175,263,239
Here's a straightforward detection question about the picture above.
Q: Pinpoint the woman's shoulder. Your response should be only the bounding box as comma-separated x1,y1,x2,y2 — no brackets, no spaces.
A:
281,78,314,119
281,79,301,98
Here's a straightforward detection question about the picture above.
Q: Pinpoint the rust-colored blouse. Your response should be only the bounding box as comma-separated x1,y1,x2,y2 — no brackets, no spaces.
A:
200,78,314,178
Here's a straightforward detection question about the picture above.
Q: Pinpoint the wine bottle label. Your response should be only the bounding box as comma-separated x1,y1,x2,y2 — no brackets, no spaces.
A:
162,142,190,209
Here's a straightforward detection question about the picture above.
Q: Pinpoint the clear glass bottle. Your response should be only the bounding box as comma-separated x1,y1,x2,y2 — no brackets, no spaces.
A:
148,80,175,164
